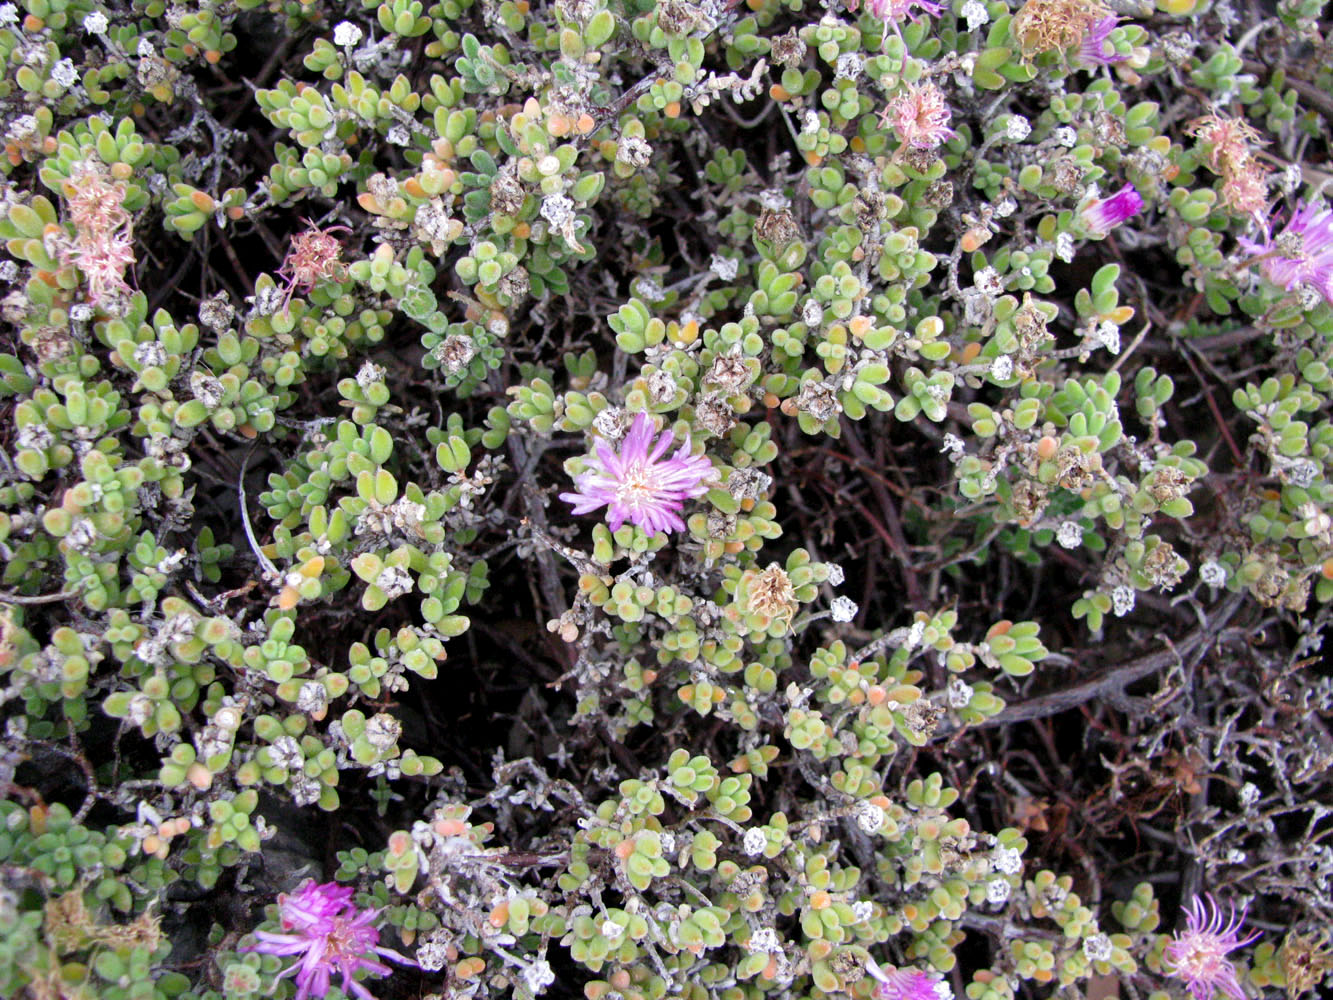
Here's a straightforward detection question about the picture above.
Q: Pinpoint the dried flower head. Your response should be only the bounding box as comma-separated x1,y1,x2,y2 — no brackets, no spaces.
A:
278,219,351,314
1188,114,1265,175
1163,894,1260,1000
246,881,413,1000
1219,161,1270,217
1238,202,1333,304
1010,0,1113,55
885,82,955,151
739,563,799,629
1280,931,1333,999
1187,114,1269,216
60,161,136,306
71,228,137,306
65,160,129,235
560,411,715,534
770,28,807,66
754,207,801,250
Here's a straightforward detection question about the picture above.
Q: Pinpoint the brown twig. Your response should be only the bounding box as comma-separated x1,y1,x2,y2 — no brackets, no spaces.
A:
1176,339,1248,470
32,739,99,824
840,418,923,606
0,589,78,605
938,593,1246,734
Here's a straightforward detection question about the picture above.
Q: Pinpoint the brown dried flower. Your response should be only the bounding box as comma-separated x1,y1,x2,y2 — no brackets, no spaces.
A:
1281,931,1333,999
754,207,801,251
1010,0,1113,55
740,564,798,631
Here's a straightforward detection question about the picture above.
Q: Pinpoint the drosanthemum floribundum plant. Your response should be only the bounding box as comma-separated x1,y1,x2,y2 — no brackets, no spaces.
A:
1080,183,1144,237
866,959,954,1000
1238,202,1333,305
1163,894,1260,1000
560,411,715,534
247,881,413,1000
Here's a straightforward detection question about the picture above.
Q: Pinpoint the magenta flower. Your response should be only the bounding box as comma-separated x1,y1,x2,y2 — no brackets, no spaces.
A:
866,960,953,1000
560,411,715,535
246,881,413,1000
1079,15,1129,66
1238,202,1333,305
1080,184,1144,237
1163,894,1260,1000
865,0,944,21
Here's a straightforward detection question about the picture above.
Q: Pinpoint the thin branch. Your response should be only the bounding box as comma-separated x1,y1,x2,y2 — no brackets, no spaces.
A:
238,443,279,581
936,593,1246,734
0,589,79,605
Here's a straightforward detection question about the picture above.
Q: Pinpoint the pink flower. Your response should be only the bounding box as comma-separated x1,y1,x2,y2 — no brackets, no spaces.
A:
885,82,955,151
1080,183,1144,236
865,0,944,20
1079,15,1129,65
1163,894,1260,1000
1219,161,1270,217
71,228,136,305
278,220,351,315
1238,202,1333,305
66,162,129,236
866,960,953,1000
246,881,413,1000
559,411,715,535
60,160,136,306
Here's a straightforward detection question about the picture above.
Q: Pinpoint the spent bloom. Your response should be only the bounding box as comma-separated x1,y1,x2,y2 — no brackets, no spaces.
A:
1163,894,1260,1000
61,160,135,306
1189,113,1264,177
866,960,953,1000
560,410,714,534
1080,183,1144,237
1188,114,1269,216
1011,0,1124,58
1237,202,1333,305
885,82,955,150
1079,15,1128,66
246,881,413,1000
73,229,137,306
1219,162,1270,217
278,219,351,314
